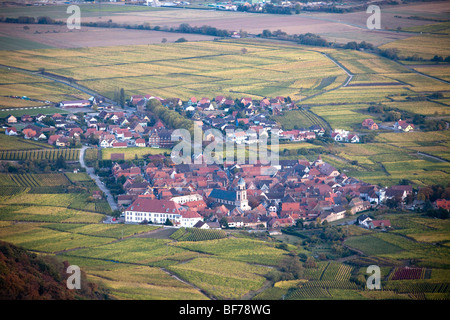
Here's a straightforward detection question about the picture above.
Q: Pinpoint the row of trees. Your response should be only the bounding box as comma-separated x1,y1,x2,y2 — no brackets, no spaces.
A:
1,156,79,175
146,98,193,132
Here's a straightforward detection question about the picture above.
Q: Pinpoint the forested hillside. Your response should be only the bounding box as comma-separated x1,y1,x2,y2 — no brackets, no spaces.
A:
0,241,110,300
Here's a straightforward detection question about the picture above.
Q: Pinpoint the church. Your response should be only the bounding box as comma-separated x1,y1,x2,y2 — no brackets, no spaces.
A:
208,178,251,211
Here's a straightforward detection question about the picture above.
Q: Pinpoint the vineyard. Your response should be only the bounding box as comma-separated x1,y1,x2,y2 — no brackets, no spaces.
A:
287,262,359,299
0,173,71,188
275,108,330,131
0,148,80,161
388,267,426,281
170,227,227,242
303,261,353,281
286,287,332,299
0,173,72,197
383,280,450,296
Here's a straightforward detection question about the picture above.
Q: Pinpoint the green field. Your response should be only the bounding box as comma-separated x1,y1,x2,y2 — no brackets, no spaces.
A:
0,134,52,150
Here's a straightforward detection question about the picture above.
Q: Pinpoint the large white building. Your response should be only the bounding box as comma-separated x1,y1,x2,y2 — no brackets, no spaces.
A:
124,197,202,227
170,193,203,205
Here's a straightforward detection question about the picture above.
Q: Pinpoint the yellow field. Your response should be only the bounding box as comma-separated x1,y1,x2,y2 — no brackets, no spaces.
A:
379,34,450,60
0,40,347,101
101,147,170,160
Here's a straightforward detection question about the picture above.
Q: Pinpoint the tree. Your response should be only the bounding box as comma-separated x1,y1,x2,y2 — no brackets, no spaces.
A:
304,256,317,268
241,47,248,54
110,210,121,219
220,217,229,228
161,38,167,43
56,155,67,169
278,254,304,280
431,55,444,62
119,88,125,107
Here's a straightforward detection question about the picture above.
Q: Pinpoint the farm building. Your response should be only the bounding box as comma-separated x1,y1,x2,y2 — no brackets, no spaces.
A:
60,100,91,108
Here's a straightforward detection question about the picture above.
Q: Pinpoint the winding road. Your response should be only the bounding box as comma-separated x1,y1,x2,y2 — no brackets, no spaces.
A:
79,145,118,212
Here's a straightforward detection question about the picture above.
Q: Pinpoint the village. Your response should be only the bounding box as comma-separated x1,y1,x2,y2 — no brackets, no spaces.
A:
1,93,426,233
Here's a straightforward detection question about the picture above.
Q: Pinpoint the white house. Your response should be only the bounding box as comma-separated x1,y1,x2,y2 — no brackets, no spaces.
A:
179,210,203,228
5,127,17,136
357,214,372,228
347,134,360,143
332,132,344,142
124,198,202,228
100,138,115,148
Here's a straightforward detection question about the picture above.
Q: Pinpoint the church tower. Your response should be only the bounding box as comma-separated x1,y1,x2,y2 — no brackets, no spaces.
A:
236,177,250,211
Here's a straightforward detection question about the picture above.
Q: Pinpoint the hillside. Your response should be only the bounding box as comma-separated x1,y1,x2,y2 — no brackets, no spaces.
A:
0,240,110,300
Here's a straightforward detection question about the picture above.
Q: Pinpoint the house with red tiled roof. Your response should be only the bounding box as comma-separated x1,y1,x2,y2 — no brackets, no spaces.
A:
394,120,414,132
369,220,391,229
435,199,450,210
362,119,378,130
5,127,17,136
268,216,295,228
112,142,127,148
135,138,146,147
48,134,61,145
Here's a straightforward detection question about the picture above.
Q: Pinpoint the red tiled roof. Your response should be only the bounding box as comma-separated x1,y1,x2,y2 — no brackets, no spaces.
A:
126,198,180,214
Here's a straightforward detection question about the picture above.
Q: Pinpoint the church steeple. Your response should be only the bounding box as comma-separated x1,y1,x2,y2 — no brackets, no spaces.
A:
236,177,250,211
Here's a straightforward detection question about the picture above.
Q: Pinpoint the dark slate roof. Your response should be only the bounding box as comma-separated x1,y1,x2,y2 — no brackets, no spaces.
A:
209,189,236,202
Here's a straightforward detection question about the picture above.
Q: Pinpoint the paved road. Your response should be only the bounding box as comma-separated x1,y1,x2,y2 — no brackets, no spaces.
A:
79,146,119,212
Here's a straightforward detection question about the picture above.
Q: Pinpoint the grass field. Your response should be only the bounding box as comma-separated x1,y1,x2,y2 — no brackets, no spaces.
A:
101,146,170,160
0,134,52,150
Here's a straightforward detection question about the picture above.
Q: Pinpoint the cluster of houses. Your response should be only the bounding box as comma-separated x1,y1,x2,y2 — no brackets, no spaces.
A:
1,93,440,234
361,118,415,132
4,90,418,151
5,113,85,147
5,95,325,148
331,129,360,143
115,150,417,231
